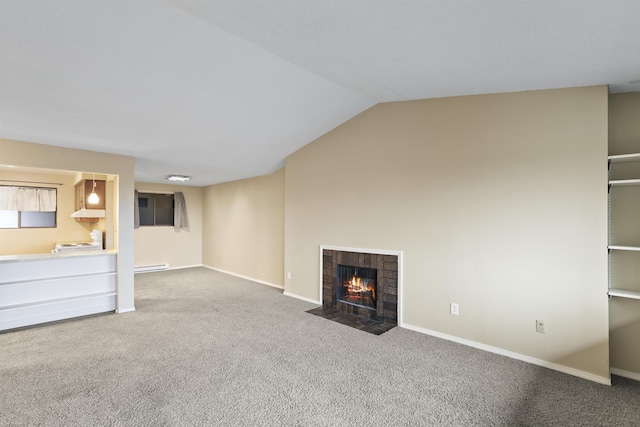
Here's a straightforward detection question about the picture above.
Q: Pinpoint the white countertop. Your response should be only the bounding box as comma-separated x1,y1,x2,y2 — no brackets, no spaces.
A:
0,249,117,264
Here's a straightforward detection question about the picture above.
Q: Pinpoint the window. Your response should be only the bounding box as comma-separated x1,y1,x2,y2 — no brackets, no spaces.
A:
0,186,57,229
138,193,174,226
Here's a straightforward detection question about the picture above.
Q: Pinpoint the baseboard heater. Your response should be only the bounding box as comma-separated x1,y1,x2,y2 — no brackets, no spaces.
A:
134,264,169,274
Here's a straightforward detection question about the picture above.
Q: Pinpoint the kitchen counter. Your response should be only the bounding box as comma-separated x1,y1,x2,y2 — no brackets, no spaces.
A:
0,251,118,331
0,249,117,263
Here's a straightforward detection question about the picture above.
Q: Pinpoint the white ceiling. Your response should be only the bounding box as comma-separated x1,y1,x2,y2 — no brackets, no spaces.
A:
1,0,639,186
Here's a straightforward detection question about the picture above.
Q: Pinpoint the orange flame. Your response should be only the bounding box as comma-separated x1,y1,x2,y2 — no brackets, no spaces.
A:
346,275,376,300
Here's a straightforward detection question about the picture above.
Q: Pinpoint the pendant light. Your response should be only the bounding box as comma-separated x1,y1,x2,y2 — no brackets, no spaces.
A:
88,173,99,205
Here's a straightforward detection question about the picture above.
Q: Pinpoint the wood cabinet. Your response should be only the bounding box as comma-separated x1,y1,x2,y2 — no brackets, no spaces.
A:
75,179,106,210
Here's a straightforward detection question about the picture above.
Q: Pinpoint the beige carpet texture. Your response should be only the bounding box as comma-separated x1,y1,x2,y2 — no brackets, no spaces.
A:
1,267,639,426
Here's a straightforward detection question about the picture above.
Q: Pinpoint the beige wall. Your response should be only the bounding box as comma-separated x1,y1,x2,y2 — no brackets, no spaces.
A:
202,168,284,287
134,182,203,269
608,92,640,377
284,86,610,380
0,138,136,312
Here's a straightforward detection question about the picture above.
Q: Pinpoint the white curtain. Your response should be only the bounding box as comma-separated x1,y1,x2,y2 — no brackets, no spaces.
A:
37,188,57,211
17,188,39,211
0,186,56,211
0,186,18,210
174,192,189,230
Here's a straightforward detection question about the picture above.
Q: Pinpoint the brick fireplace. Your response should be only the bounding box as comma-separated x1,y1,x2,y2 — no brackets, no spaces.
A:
321,247,399,325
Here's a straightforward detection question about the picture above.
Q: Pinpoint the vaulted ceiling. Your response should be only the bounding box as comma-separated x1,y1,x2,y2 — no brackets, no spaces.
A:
1,1,639,186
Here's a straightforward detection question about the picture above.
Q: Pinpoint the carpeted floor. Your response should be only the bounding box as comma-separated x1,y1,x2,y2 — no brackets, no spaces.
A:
1,267,639,426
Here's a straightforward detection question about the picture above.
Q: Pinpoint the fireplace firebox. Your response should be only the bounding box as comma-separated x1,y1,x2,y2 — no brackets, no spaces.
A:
337,265,377,309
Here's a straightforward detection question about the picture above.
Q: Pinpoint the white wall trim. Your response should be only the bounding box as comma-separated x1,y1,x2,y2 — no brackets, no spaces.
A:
202,265,284,290
283,291,321,305
134,190,175,195
400,322,611,386
319,245,403,256
319,245,403,324
135,264,207,273
134,264,169,274
168,264,203,271
610,368,640,382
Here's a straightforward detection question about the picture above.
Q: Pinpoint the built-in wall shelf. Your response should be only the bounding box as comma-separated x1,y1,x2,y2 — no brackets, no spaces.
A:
609,153,640,163
608,245,640,252
608,289,640,300
608,152,640,304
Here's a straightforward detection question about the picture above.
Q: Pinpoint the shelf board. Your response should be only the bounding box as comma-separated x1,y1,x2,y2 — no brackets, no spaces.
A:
609,178,640,187
608,288,640,300
609,153,640,163
608,245,640,252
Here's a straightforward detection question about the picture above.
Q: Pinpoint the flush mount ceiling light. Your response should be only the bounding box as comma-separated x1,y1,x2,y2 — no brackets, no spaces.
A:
166,175,191,182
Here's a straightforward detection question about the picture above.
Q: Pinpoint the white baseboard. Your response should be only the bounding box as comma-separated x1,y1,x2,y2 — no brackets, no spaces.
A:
136,263,203,274
401,322,611,386
202,265,284,290
610,368,640,382
282,291,321,305
168,264,203,271
136,264,204,273
134,264,169,274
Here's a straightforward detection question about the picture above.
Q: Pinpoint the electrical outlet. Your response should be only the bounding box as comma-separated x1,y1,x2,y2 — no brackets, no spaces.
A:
536,319,545,334
450,303,459,316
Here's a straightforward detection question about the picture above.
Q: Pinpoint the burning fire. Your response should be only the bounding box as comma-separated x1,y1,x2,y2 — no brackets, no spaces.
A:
346,275,376,300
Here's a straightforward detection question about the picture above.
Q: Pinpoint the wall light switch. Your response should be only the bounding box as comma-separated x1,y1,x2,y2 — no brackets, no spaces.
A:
287,272,291,280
